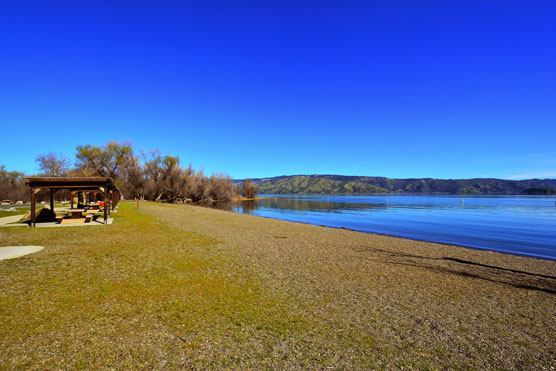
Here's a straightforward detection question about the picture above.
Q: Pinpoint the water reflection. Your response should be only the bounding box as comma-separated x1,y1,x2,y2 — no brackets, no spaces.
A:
259,197,388,213
213,197,390,214
213,199,259,214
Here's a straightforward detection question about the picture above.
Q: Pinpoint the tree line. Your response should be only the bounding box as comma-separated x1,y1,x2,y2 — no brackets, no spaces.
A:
0,141,258,203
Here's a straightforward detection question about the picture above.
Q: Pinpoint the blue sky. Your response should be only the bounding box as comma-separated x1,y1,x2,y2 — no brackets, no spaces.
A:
1,1,555,179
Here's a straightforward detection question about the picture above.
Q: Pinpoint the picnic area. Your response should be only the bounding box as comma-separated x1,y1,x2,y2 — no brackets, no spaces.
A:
23,177,120,226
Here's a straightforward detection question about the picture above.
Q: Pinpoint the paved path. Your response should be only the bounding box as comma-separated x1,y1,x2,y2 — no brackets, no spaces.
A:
0,215,26,226
0,246,44,260
0,205,30,210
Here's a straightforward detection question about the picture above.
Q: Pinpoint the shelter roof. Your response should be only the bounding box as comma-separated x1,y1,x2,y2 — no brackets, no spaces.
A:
24,177,117,190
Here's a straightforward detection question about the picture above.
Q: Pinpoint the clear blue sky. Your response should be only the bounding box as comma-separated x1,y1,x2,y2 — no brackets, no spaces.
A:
1,1,555,180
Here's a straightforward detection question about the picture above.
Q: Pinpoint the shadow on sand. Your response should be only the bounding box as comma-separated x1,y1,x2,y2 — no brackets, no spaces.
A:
369,247,556,294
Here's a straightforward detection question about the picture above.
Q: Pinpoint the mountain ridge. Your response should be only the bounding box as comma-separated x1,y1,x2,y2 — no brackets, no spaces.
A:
236,174,556,195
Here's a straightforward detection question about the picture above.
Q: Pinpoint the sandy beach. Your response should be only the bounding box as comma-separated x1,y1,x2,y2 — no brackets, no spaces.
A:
0,201,554,369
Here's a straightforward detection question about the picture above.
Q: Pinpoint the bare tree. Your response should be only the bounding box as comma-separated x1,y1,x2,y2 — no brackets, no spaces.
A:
240,178,259,198
75,141,134,179
209,173,235,201
74,141,238,202
120,150,144,199
75,144,103,176
142,150,183,201
36,152,71,177
0,165,28,202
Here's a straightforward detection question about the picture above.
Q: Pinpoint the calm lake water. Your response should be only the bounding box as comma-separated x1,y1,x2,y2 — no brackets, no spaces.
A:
212,194,556,260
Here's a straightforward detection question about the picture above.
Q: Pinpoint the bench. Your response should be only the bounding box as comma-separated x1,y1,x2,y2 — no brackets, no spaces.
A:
61,218,85,224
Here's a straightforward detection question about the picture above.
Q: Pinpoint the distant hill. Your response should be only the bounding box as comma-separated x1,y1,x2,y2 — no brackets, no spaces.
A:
238,175,556,195
522,187,556,195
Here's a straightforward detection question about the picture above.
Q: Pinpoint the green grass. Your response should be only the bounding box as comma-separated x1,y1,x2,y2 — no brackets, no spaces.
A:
0,202,310,369
0,207,31,218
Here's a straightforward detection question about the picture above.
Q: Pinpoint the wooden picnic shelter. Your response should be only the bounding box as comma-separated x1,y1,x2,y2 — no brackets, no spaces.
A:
24,177,120,227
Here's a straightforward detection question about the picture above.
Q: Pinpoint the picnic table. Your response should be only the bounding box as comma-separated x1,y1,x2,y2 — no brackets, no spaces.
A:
58,208,94,223
67,209,86,219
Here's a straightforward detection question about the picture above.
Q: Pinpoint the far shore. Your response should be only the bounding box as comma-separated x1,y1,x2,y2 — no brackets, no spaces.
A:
229,196,269,202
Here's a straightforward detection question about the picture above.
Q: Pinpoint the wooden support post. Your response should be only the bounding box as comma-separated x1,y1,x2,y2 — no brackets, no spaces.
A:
103,188,108,224
31,188,36,227
107,191,111,216
71,191,74,209
49,189,54,212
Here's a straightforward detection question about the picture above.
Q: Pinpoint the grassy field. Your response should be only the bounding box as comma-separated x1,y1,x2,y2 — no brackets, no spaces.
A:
0,202,554,369
0,207,31,218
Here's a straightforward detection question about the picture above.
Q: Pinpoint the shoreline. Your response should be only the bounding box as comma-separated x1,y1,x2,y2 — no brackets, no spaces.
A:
198,203,556,263
182,203,555,277
279,217,556,262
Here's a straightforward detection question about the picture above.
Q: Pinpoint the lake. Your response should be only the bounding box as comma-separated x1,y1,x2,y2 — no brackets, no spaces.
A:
212,194,556,260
